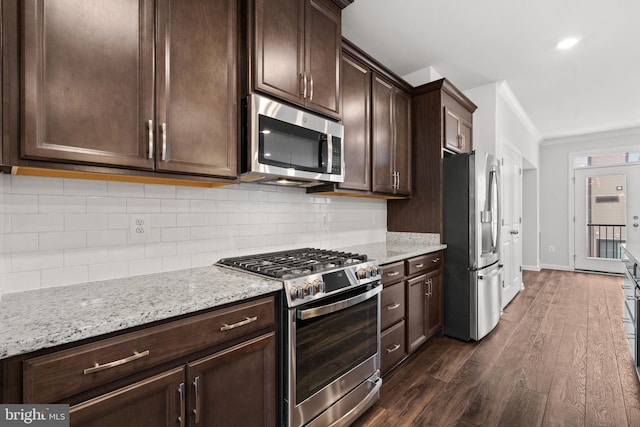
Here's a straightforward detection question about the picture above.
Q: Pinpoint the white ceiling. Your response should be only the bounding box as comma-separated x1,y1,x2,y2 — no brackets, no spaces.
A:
342,0,640,140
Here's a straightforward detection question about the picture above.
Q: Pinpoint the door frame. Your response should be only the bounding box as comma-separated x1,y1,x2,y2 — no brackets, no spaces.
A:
568,144,640,270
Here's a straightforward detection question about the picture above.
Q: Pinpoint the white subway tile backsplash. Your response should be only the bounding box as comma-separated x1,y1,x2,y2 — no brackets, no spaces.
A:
1,178,387,293
64,178,107,196
127,198,161,213
107,181,145,198
3,194,39,214
64,214,108,231
161,227,191,242
41,266,88,287
3,233,40,253
87,197,126,213
64,247,108,267
88,262,129,282
12,251,63,272
12,176,64,195
2,271,40,293
39,195,86,213
40,231,86,251
87,230,127,247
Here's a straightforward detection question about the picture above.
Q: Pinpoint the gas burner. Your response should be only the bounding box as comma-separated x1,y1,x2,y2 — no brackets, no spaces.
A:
217,248,368,279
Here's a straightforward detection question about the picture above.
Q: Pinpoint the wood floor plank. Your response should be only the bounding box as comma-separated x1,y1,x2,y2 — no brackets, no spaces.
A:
585,274,629,427
498,385,547,427
468,318,518,367
426,338,478,383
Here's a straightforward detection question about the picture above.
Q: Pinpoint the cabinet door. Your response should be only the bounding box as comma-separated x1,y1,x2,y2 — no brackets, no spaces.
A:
254,0,304,107
69,367,183,427
371,74,394,194
187,333,276,427
459,117,472,153
304,0,341,118
22,0,155,169
443,106,462,152
155,0,237,177
339,53,370,191
406,275,428,353
426,268,443,338
393,88,411,196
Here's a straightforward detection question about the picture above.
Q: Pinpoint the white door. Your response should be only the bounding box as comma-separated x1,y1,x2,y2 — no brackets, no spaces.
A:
574,165,640,273
500,144,523,308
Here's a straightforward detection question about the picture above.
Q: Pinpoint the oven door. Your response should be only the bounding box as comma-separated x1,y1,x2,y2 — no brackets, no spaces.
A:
287,283,382,427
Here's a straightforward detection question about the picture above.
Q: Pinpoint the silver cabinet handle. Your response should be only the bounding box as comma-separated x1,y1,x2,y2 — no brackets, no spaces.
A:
309,74,314,101
385,302,400,311
386,343,401,354
396,171,400,189
414,263,424,269
83,350,150,375
386,271,400,277
178,382,186,427
220,316,258,331
193,376,201,424
432,258,440,263
301,73,308,99
147,120,154,159
161,123,167,161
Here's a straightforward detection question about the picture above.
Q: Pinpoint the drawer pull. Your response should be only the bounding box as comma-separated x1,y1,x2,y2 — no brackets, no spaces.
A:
432,258,440,263
387,271,400,277
193,376,201,424
83,350,150,375
414,263,424,268
385,303,401,311
220,316,258,331
386,344,401,354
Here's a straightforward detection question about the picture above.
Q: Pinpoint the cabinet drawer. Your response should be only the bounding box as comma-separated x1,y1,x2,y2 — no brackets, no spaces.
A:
381,281,404,330
24,296,275,403
382,261,405,285
407,252,442,276
381,320,406,374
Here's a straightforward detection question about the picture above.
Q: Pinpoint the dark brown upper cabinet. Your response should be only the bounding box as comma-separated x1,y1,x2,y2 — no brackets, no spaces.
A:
387,78,476,234
338,52,371,191
8,0,237,180
250,0,341,119
371,74,411,197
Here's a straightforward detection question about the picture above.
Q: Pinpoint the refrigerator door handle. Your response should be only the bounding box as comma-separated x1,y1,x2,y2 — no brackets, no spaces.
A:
489,168,500,254
478,265,503,280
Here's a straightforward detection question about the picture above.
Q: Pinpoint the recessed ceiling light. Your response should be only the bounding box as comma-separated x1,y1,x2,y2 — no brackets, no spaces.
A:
557,37,581,50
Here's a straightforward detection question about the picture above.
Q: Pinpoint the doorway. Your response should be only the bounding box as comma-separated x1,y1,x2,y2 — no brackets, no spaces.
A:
574,164,640,273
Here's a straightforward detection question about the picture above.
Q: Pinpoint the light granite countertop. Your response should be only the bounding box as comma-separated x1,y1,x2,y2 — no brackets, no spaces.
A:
0,232,445,360
0,266,281,360
338,232,446,264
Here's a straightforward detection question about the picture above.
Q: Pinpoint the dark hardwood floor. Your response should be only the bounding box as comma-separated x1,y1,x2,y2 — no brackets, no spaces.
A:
353,269,640,427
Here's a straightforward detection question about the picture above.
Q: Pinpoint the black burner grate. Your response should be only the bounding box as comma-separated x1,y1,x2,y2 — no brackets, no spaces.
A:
218,248,368,279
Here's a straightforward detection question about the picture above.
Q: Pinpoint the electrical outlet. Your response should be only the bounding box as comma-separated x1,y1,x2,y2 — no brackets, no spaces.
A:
548,245,555,253
129,214,151,242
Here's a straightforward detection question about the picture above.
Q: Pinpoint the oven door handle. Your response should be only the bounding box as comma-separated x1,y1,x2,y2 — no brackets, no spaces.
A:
297,284,382,320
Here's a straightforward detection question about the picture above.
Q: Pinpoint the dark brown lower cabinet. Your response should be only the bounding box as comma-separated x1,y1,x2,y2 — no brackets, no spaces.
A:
70,332,276,427
70,367,183,427
406,268,443,354
187,333,276,427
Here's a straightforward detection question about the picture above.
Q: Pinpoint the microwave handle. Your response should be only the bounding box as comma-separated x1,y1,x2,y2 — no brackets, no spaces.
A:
297,284,382,320
326,135,333,174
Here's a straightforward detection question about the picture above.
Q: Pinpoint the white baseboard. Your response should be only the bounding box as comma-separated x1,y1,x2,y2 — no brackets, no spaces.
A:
539,263,573,271
522,265,541,272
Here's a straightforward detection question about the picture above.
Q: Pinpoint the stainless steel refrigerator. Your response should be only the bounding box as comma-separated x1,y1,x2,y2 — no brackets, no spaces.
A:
443,151,502,341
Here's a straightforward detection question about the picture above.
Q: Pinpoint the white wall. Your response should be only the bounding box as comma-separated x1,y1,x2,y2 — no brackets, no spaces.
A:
522,168,539,269
463,82,497,155
0,175,386,295
539,126,640,268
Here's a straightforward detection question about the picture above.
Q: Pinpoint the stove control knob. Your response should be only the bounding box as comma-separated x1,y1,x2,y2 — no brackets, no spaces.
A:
357,268,370,279
307,281,317,296
376,266,383,276
290,286,300,301
317,280,326,294
296,286,306,300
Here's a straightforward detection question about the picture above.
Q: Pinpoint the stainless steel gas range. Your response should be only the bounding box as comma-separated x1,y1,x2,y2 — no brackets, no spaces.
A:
218,248,382,427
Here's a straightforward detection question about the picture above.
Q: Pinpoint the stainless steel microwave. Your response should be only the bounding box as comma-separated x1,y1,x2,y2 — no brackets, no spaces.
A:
241,94,344,186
